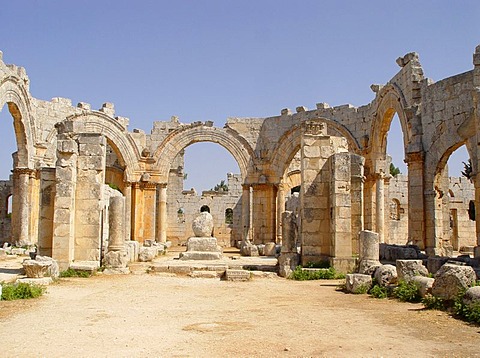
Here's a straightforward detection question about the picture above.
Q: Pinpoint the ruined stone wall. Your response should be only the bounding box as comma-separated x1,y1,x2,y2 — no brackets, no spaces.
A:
0,179,12,242
387,174,409,245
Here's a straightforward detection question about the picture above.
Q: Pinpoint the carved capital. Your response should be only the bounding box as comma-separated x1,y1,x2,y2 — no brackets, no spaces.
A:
302,120,327,136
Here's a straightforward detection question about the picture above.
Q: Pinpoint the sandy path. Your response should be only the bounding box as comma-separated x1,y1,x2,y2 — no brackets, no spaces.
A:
0,274,479,357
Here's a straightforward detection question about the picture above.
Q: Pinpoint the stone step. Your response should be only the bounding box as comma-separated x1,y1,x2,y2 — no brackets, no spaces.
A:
223,269,251,281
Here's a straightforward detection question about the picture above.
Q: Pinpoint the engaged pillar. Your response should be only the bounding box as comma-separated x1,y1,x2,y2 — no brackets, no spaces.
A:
156,184,167,243
376,172,385,243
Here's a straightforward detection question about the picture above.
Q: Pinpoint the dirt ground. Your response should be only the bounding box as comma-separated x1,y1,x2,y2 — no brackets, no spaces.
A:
0,273,479,358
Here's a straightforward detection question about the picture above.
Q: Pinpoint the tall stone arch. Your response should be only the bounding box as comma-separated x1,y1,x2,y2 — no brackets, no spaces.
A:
153,124,255,182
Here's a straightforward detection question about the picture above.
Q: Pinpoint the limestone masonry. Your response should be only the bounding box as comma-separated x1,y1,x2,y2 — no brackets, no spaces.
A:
1,45,480,270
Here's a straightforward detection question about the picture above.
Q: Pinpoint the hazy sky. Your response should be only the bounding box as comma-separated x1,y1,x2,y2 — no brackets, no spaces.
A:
0,1,478,189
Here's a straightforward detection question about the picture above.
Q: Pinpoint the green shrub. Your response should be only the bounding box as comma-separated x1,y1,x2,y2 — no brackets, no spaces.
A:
1,282,45,300
422,294,445,310
59,268,92,278
289,266,344,280
353,284,370,294
393,280,422,303
369,284,389,299
453,289,480,324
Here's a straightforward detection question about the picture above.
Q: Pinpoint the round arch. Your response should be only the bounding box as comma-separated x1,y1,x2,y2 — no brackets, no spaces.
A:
51,113,143,181
0,78,35,169
270,118,360,181
368,85,410,161
153,125,254,181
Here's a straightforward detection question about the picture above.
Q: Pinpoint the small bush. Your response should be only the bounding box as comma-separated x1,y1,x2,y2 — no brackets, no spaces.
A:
353,284,370,294
1,282,45,300
370,284,389,299
453,289,480,324
393,280,422,303
289,266,344,280
422,294,445,310
59,268,92,278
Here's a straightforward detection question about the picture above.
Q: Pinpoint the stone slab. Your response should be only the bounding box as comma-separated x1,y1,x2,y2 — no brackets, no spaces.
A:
179,251,223,260
17,277,53,285
190,270,219,278
224,269,251,281
70,261,99,273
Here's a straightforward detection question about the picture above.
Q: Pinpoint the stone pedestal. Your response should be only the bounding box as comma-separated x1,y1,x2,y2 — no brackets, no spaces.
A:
179,237,223,260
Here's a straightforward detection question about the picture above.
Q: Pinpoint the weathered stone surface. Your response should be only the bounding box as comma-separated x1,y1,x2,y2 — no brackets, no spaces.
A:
186,237,220,252
138,247,157,262
17,277,53,285
125,241,140,263
70,261,99,273
380,244,418,261
278,253,300,278
463,286,480,306
192,212,214,237
104,251,128,268
179,251,223,260
357,260,381,276
411,276,435,297
432,263,476,300
22,256,59,278
374,264,398,286
264,242,276,256
240,240,259,257
359,230,379,261
189,270,219,278
396,260,429,282
224,269,251,281
345,274,372,293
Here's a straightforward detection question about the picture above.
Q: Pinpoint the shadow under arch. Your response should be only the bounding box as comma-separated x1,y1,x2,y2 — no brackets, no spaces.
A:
152,125,255,182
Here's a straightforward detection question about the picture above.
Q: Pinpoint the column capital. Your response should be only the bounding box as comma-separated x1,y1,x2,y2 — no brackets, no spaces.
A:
405,151,424,164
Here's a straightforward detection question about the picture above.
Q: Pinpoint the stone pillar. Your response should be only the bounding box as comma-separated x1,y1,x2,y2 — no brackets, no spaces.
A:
405,152,425,249
350,154,365,255
52,134,78,270
424,189,441,256
375,172,385,243
251,183,276,244
108,196,126,251
357,230,380,274
329,152,355,273
124,182,132,241
276,182,286,244
473,45,480,258
28,169,40,245
74,134,106,261
241,185,251,241
38,168,56,256
11,168,31,246
142,182,157,243
475,174,480,258
278,210,300,277
156,184,167,243
131,182,142,242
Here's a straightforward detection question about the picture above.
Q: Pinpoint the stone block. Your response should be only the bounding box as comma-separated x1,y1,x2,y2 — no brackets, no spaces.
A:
138,247,156,262
224,269,251,282
411,276,435,297
186,237,221,252
278,253,299,278
463,286,480,306
396,259,429,282
345,274,372,294
17,277,53,286
179,251,223,260
69,261,99,273
189,271,219,278
427,256,449,274
104,251,128,268
264,242,276,256
374,264,397,286
432,263,476,300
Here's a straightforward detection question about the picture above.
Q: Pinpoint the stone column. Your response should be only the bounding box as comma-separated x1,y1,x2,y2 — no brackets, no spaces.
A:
376,172,385,243
424,189,441,256
241,185,250,241
12,168,32,247
156,184,167,243
276,182,286,244
28,169,40,245
108,196,126,251
357,230,380,274
123,182,132,241
142,181,157,243
405,152,425,249
131,182,142,242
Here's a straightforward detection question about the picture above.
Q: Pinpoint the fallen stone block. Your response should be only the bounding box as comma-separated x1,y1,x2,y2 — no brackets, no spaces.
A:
396,259,429,282
70,261,99,274
374,264,397,286
432,263,476,300
190,270,219,278
17,277,53,285
463,286,480,306
138,247,156,262
411,276,435,297
345,273,372,294
23,256,59,279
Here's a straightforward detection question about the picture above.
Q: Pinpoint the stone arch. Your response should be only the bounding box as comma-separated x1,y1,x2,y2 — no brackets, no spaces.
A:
270,118,360,181
55,112,142,181
153,125,254,182
0,78,35,169
368,85,410,162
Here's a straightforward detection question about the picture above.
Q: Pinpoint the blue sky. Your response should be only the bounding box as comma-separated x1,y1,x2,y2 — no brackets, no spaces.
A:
0,1,479,189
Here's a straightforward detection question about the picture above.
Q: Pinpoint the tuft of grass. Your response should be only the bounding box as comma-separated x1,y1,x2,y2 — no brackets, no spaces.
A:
289,266,344,280
369,284,389,299
59,268,92,278
1,282,45,300
393,280,422,303
422,294,445,310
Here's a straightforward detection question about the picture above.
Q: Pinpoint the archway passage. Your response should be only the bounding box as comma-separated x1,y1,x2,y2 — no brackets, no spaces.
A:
165,141,243,247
